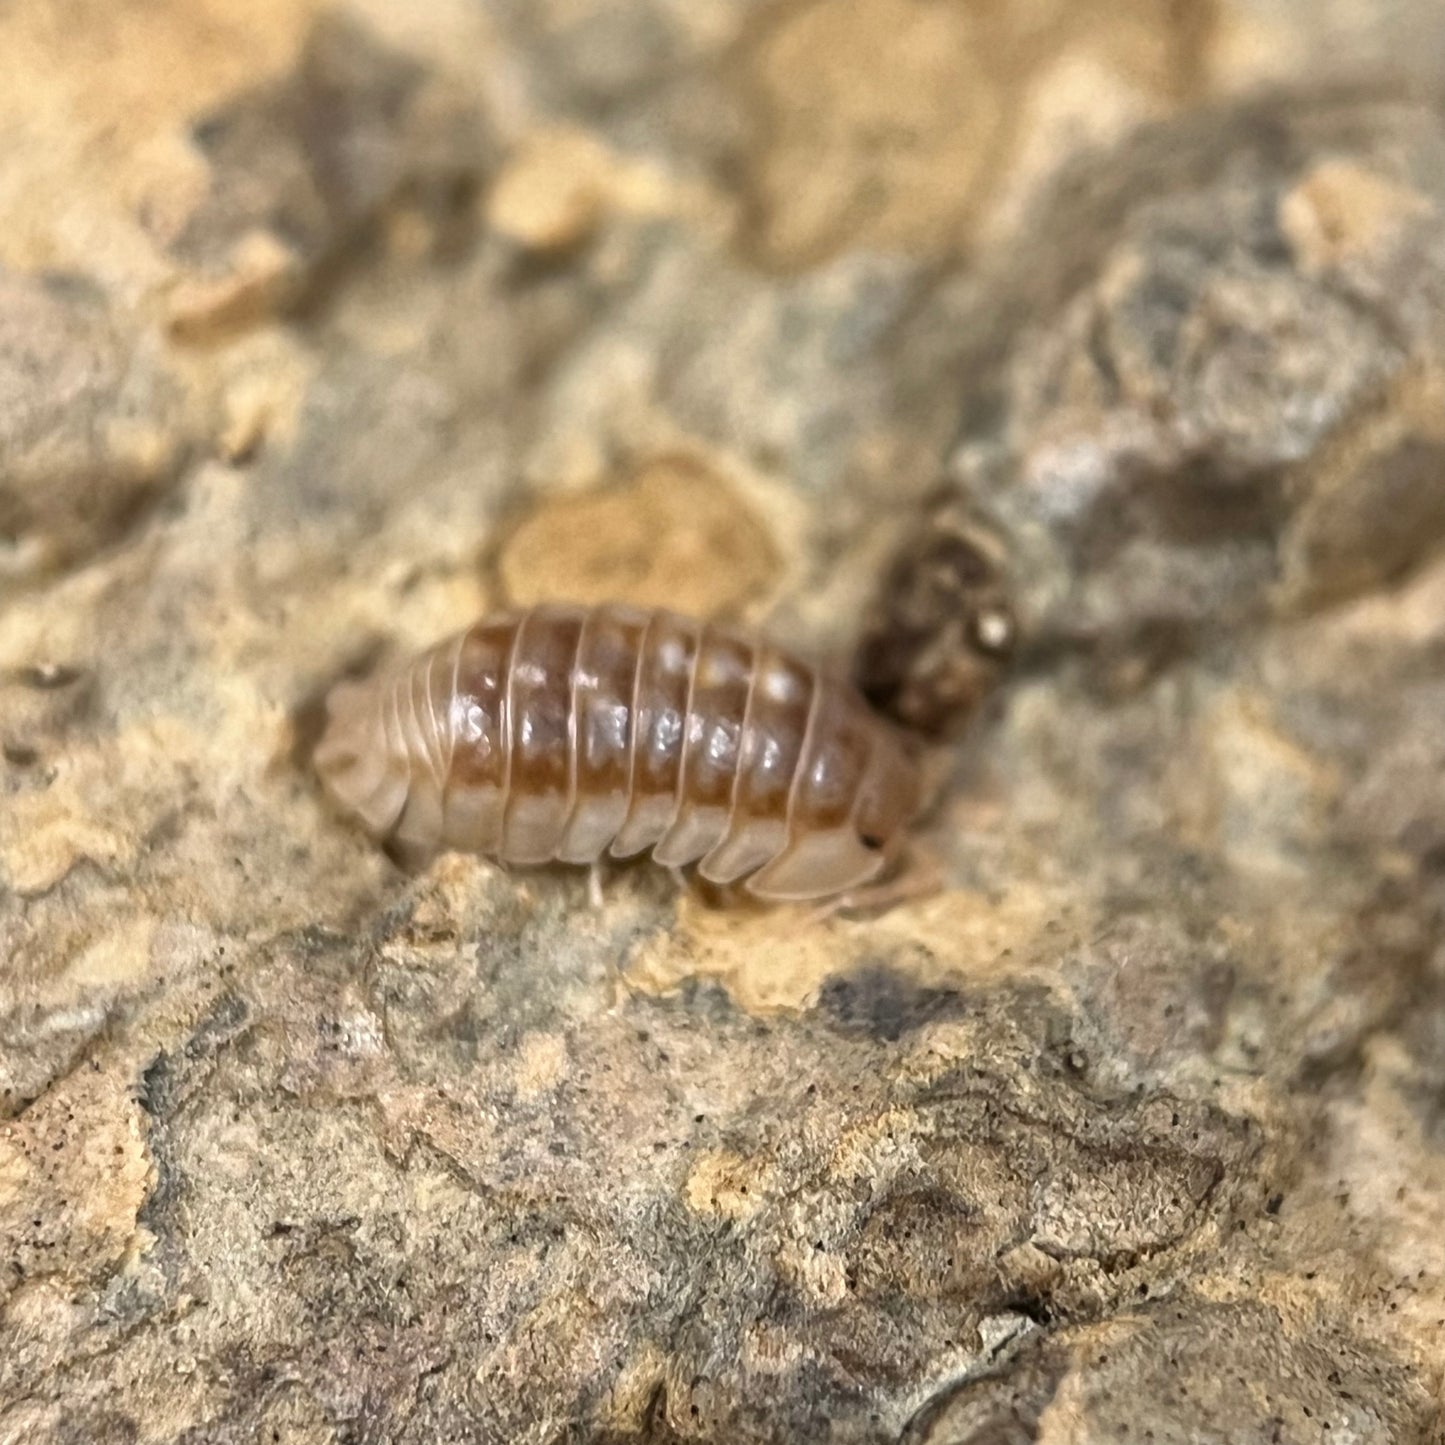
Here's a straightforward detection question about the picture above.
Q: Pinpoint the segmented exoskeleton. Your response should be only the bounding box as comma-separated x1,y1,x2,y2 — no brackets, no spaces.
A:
314,603,921,901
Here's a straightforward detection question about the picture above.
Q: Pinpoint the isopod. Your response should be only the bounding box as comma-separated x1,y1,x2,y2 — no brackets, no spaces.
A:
314,603,922,901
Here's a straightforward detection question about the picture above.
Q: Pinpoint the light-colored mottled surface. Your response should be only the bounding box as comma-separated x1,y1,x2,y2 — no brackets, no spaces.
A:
1,3,1444,1441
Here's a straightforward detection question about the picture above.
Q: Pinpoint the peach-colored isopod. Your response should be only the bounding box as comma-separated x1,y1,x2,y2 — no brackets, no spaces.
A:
314,603,922,902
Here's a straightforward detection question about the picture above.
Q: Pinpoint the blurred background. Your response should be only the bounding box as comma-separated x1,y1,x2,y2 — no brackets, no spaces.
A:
2,2,1444,1441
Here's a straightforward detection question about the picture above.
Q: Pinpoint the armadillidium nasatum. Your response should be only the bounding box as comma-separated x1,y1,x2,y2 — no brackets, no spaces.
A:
315,603,922,902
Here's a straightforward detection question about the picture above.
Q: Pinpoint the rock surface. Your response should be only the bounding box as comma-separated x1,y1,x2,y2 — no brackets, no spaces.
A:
1,3,1444,1442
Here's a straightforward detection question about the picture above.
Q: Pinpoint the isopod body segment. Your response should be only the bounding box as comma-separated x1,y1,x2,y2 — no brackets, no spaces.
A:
313,604,922,901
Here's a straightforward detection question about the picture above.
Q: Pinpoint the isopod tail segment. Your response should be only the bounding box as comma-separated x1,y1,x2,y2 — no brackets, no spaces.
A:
313,603,930,906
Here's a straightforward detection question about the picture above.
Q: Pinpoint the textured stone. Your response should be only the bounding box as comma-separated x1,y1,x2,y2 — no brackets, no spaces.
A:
0,272,198,587
166,11,494,339
1,1,1443,1442
495,454,781,617
877,95,1445,689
